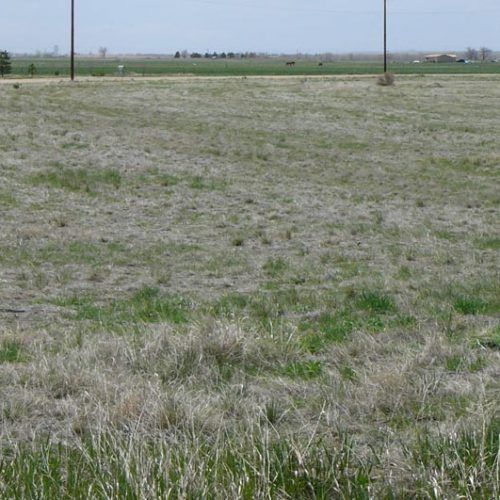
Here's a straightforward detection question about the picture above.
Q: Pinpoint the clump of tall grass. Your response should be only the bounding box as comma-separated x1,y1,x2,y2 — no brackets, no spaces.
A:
377,72,395,86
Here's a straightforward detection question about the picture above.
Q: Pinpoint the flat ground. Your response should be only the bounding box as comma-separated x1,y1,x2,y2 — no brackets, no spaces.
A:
9,56,500,78
0,75,498,497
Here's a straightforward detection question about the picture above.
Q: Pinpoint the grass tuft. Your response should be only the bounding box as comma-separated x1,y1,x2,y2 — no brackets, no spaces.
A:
453,295,488,315
0,340,25,363
355,291,396,314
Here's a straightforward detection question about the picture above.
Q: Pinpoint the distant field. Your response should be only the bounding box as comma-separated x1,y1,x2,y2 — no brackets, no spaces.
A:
0,75,498,497
9,56,500,77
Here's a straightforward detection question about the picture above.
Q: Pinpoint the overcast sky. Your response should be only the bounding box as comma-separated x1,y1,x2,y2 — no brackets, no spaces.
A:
2,0,499,55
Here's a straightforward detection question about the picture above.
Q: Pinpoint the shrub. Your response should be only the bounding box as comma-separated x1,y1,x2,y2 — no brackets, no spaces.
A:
377,72,395,86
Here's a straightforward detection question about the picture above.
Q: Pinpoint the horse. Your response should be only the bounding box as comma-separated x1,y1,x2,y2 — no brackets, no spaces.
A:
285,61,296,67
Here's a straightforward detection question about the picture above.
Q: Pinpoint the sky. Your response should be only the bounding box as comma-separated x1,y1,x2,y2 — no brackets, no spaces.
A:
2,0,499,55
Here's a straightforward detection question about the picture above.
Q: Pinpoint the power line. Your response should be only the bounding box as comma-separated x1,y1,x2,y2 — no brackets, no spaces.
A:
186,0,500,15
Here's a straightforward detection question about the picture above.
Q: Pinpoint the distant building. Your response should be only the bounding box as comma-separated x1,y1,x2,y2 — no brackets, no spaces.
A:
425,54,457,63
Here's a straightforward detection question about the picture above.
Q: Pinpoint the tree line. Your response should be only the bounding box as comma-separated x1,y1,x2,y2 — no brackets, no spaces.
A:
465,47,494,62
175,51,258,60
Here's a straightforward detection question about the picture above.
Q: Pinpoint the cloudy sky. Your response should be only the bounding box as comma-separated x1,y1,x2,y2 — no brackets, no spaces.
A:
2,0,499,55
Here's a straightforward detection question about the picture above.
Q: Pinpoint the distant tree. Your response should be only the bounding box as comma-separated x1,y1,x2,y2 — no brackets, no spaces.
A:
28,63,37,77
181,50,189,58
204,52,211,59
219,52,227,59
479,47,492,62
98,47,108,58
0,50,12,77
465,47,478,61
174,51,181,59
227,52,235,59
211,51,218,59
190,52,202,58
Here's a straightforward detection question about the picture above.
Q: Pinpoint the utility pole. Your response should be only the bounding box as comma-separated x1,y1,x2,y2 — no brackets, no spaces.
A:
383,0,387,72
70,0,75,80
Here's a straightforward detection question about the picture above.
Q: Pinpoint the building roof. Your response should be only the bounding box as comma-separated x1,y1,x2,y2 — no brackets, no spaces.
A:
426,54,457,58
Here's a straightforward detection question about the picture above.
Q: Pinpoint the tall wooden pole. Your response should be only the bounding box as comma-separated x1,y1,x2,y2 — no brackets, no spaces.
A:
70,0,75,80
383,0,387,73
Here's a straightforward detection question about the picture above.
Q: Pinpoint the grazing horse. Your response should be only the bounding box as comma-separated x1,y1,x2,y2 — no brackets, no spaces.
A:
286,61,296,67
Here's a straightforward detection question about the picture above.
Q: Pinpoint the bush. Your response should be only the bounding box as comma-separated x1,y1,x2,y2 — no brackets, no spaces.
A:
377,72,395,86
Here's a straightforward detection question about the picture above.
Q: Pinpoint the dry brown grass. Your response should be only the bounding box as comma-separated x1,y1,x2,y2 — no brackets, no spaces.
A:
0,75,498,496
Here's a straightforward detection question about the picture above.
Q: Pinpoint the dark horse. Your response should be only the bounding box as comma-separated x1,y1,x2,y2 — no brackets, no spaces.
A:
286,61,296,67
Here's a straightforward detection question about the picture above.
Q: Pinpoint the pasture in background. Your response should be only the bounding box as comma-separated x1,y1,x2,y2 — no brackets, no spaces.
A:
8,55,500,78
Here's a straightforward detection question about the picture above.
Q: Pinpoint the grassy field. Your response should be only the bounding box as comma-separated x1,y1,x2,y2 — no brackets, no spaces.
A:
8,56,500,78
0,74,499,497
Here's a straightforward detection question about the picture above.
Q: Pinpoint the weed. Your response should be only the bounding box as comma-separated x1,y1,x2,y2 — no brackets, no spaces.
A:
261,401,284,425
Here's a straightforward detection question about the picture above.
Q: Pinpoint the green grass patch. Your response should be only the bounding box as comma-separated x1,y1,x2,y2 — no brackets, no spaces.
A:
157,173,180,187
0,191,18,208
427,156,498,174
30,166,122,194
0,433,375,499
453,295,488,315
0,340,25,363
354,291,396,314
10,56,500,78
300,312,356,353
211,293,250,317
475,237,500,250
188,175,227,191
55,286,190,327
445,355,465,372
262,257,288,278
282,360,323,380
0,239,130,268
338,364,357,382
407,417,500,498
